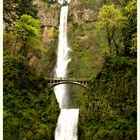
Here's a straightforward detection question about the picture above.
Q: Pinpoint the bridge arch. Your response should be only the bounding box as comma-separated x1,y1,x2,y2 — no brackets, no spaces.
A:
50,81,87,88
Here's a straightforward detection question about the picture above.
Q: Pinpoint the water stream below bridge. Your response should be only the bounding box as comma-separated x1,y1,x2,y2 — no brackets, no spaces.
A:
54,1,79,140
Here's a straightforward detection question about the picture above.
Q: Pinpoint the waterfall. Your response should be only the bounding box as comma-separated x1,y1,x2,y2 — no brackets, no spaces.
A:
54,1,79,140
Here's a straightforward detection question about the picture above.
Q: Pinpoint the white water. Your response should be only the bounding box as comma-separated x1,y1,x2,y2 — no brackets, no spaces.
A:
55,109,79,140
54,1,79,140
57,0,71,5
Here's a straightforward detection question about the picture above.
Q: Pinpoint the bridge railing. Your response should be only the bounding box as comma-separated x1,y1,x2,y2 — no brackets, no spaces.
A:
45,77,89,82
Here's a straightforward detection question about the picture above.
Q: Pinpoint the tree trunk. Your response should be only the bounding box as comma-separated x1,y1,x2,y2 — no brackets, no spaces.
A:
108,38,112,54
106,27,116,55
113,38,119,55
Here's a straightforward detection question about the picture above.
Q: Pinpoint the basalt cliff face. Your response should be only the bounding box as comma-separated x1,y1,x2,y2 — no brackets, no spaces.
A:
33,0,97,26
32,0,97,45
32,0,102,78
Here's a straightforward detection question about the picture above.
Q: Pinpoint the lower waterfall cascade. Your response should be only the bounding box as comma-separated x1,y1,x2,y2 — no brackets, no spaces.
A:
54,1,79,140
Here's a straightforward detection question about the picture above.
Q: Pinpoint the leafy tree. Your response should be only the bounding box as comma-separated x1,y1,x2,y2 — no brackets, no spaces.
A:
4,0,37,30
96,4,126,55
3,55,59,139
118,0,131,6
123,0,137,56
16,0,37,18
106,0,131,6
79,55,136,140
12,14,44,60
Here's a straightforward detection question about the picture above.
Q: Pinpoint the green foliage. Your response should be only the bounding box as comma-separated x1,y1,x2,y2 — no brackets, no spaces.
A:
96,4,126,55
3,32,17,56
4,0,37,29
41,30,58,77
106,0,132,6
13,14,44,58
16,0,37,18
79,55,136,140
118,0,131,6
130,33,137,54
96,5,125,30
3,55,59,139
123,0,137,56
15,14,41,38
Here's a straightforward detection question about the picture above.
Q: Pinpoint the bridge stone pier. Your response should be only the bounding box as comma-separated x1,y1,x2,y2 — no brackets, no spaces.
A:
45,77,89,88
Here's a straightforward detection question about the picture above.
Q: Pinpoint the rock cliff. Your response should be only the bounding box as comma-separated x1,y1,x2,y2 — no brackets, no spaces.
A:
31,0,101,78
31,0,103,77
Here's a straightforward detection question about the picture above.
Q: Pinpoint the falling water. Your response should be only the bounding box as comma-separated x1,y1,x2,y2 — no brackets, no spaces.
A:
54,1,79,140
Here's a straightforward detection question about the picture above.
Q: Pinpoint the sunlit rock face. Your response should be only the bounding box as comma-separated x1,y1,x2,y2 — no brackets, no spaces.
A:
32,0,97,28
33,0,59,27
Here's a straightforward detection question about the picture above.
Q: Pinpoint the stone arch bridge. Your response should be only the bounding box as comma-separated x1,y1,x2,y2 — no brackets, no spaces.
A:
45,77,89,88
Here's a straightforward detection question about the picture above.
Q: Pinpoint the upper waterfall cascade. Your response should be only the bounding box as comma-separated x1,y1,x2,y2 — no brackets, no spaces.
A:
57,0,71,4
54,0,79,139
54,5,70,108
48,0,71,5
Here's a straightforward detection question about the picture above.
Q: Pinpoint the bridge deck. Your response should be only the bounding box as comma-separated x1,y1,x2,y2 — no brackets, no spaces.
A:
45,77,89,82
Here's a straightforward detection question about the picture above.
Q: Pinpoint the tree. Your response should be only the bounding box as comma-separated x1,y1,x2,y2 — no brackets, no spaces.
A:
79,56,137,140
123,0,137,56
96,4,126,55
16,0,37,18
106,0,131,6
3,55,60,139
12,14,44,60
4,0,37,31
